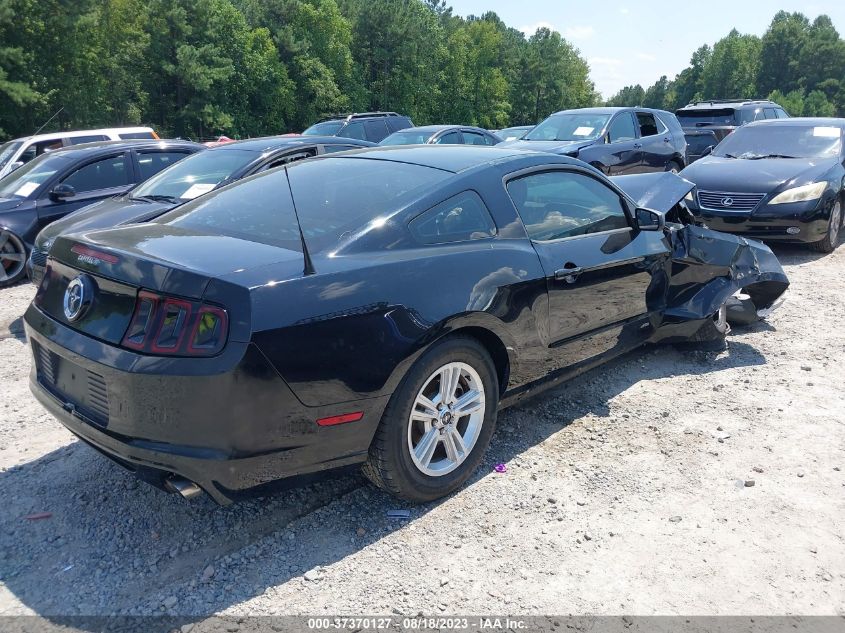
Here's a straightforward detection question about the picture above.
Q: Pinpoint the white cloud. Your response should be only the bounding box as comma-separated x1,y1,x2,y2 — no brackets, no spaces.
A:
636,52,657,61
520,21,556,36
620,7,630,14
588,57,623,67
564,25,595,41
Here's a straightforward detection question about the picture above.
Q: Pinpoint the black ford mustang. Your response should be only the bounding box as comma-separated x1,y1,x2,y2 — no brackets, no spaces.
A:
25,147,788,505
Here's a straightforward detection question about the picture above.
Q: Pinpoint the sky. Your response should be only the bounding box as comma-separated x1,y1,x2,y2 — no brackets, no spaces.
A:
448,1,845,99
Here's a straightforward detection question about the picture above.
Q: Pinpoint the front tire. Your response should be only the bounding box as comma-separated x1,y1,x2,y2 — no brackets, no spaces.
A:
809,198,842,254
363,336,498,503
686,301,730,351
666,159,683,174
0,230,28,288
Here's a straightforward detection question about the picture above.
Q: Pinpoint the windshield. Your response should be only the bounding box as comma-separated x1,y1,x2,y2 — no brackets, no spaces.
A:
302,121,344,136
160,157,449,253
713,124,842,160
379,130,436,145
0,141,22,171
675,108,737,126
131,149,255,201
524,113,610,142
499,126,531,140
0,152,70,199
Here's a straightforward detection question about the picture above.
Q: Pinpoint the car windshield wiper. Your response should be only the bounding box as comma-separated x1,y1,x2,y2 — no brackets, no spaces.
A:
130,194,181,203
746,153,799,160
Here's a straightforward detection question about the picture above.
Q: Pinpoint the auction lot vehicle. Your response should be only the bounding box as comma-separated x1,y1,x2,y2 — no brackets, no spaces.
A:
494,125,535,141
379,125,501,146
24,146,788,505
302,112,413,143
0,127,159,179
676,99,789,163
681,118,844,253
0,139,203,287
500,107,688,175
27,136,375,284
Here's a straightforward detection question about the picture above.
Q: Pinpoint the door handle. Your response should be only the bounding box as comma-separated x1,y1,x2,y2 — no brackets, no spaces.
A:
633,143,642,149
663,137,671,143
554,266,583,283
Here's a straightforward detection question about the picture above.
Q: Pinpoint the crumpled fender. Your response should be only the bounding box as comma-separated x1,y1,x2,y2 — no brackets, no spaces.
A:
662,224,789,322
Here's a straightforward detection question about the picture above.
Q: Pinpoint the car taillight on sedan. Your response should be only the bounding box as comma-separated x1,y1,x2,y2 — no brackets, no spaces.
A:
122,290,228,356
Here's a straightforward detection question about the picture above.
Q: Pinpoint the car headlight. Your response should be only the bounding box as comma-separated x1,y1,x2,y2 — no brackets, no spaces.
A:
769,182,827,205
684,190,694,202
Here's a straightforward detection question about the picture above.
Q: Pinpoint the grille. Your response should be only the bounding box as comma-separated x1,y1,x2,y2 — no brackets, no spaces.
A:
86,371,110,423
34,341,57,385
30,248,48,269
698,190,766,212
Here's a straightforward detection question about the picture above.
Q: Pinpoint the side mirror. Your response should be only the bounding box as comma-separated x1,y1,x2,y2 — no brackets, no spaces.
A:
49,183,76,200
8,161,24,173
636,207,665,232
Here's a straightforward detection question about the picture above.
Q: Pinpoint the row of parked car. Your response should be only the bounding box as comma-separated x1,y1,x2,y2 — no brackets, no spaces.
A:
1,101,843,289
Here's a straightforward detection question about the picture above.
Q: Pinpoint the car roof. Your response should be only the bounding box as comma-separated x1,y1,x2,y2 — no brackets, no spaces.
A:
677,100,778,110
318,145,555,173
744,117,845,128
46,139,202,158
9,127,155,143
211,135,373,152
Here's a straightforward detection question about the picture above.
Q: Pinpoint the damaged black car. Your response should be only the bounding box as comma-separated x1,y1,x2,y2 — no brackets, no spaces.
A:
24,146,788,505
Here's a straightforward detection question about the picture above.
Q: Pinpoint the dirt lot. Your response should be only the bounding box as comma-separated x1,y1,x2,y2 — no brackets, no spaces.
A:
0,244,843,621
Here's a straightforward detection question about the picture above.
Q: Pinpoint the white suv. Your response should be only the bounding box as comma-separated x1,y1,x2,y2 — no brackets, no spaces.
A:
0,127,159,179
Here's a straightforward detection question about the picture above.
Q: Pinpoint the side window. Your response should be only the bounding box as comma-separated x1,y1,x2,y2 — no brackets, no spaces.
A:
607,113,637,143
260,149,316,171
137,151,189,180
462,131,489,146
20,139,64,164
764,108,778,119
434,131,462,144
340,121,366,140
62,155,129,192
363,119,389,142
386,117,410,133
409,191,496,245
776,109,789,119
68,135,109,145
322,144,362,154
507,170,630,241
636,113,659,137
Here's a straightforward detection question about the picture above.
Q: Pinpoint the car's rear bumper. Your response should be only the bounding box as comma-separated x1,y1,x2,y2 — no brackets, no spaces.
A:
25,306,389,504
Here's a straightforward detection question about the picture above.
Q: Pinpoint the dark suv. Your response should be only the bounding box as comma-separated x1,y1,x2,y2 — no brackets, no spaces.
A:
676,99,790,162
302,112,413,143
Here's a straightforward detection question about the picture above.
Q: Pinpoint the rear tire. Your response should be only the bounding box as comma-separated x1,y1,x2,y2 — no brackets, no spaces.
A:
363,336,498,503
0,230,27,288
809,198,841,254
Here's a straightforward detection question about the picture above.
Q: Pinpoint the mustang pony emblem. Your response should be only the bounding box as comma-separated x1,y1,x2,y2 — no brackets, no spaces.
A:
63,275,94,321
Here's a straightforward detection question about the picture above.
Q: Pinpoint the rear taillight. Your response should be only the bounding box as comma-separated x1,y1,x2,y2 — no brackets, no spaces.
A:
121,290,228,357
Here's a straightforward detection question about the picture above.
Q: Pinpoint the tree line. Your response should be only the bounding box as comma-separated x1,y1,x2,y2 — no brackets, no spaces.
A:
607,11,845,117
0,0,599,141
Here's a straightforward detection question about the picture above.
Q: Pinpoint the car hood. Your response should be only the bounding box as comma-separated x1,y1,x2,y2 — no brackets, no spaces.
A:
610,173,694,213
37,196,176,245
497,139,595,154
680,156,837,193
0,197,25,213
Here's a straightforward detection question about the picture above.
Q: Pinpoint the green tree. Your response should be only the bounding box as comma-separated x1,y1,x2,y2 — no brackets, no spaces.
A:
607,84,645,107
643,76,669,109
767,89,804,116
668,45,711,109
700,29,761,99
0,0,41,136
804,89,836,116
757,11,809,96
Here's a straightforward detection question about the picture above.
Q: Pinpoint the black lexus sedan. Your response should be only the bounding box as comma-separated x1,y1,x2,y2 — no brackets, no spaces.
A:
25,146,787,505
0,139,203,287
499,107,688,175
682,118,844,253
28,136,375,284
379,125,501,146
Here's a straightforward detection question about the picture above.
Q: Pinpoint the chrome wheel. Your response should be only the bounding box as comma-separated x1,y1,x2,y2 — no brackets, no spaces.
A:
0,230,26,285
407,362,486,477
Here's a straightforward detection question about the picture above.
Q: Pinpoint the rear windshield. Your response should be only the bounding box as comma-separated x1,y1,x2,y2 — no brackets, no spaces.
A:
159,157,449,253
302,121,344,136
675,108,737,126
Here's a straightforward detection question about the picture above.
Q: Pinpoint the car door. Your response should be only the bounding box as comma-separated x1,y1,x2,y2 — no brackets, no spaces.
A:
505,166,670,368
598,112,642,175
35,152,132,227
635,111,674,172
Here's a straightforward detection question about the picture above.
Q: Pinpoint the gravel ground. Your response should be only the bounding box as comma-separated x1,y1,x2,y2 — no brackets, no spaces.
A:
0,244,843,622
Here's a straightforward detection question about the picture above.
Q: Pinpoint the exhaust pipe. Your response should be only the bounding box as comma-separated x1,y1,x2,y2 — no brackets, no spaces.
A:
165,476,203,500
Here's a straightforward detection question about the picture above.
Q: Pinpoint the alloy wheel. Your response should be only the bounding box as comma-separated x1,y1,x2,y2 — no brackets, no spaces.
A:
0,230,26,285
407,361,486,477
